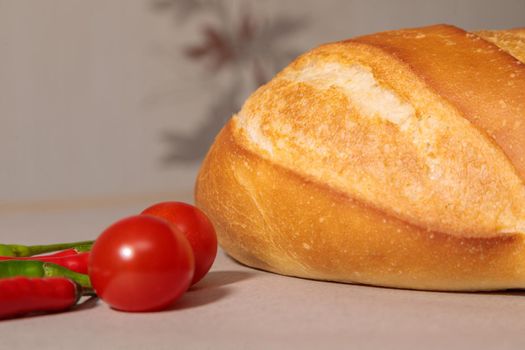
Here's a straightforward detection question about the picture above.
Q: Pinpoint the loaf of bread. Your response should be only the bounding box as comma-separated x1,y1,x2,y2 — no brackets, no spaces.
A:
195,24,525,291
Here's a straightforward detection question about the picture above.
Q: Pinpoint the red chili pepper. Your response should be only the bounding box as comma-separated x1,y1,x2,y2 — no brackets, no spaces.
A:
0,253,89,274
0,277,80,320
35,244,92,258
40,248,79,258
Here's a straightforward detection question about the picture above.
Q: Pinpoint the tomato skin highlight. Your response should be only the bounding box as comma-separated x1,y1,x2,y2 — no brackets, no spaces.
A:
142,202,217,285
89,215,194,312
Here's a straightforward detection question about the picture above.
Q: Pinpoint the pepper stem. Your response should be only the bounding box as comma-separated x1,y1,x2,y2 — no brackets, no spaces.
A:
81,288,97,297
0,240,94,257
43,262,92,289
72,244,93,253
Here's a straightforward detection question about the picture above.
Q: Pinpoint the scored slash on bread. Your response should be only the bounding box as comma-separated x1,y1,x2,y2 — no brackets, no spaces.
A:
195,24,525,291
476,28,525,62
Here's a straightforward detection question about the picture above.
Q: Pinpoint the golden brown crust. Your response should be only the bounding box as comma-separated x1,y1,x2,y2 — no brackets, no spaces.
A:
355,25,525,180
195,25,525,291
234,27,525,238
196,124,525,291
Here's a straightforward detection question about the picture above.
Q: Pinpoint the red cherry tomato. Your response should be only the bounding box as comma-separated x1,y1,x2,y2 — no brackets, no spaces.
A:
89,215,194,312
142,202,217,285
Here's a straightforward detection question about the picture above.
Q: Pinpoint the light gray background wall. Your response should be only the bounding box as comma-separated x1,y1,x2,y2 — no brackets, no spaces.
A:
1,0,524,205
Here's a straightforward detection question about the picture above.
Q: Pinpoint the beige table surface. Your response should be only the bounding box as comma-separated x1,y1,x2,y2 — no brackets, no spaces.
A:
1,196,525,350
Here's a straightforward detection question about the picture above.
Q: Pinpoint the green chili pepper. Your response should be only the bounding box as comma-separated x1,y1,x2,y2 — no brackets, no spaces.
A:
0,260,91,289
0,240,94,257
0,260,45,278
43,263,92,289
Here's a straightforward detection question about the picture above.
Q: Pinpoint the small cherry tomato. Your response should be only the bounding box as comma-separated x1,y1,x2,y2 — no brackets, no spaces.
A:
89,215,194,312
142,201,217,285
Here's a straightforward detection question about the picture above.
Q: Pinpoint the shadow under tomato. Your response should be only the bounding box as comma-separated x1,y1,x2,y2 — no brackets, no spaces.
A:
190,270,255,291
165,270,255,311
72,295,100,311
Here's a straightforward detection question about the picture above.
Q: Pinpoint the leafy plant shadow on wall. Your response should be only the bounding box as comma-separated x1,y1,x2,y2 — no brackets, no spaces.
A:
152,0,308,163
